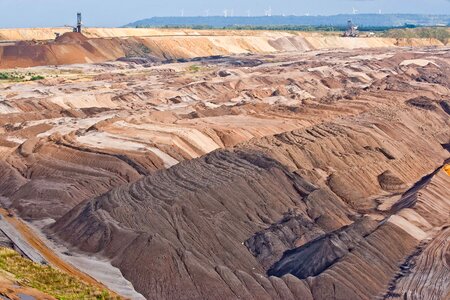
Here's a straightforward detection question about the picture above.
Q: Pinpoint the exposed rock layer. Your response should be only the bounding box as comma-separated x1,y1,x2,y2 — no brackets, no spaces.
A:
0,29,446,68
0,45,448,299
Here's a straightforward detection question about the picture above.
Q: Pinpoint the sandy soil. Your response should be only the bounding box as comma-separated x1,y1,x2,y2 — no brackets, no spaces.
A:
0,30,446,69
0,272,55,300
0,209,112,293
0,39,448,299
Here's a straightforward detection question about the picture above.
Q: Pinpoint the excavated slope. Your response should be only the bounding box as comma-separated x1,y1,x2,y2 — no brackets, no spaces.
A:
0,46,449,299
0,47,446,220
382,170,450,300
0,29,445,69
0,28,296,41
49,104,449,299
46,51,450,299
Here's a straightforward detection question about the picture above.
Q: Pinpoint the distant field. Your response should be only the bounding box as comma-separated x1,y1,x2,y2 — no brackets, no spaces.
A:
382,27,450,44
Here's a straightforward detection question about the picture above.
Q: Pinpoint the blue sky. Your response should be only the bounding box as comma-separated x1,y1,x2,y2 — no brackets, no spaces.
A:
1,0,450,28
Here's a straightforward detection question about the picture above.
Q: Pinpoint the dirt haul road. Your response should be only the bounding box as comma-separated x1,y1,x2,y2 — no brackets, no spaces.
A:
0,208,116,295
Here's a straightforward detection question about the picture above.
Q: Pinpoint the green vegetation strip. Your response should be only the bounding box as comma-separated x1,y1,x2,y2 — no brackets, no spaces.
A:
188,64,201,73
0,247,118,300
0,72,45,82
383,27,450,44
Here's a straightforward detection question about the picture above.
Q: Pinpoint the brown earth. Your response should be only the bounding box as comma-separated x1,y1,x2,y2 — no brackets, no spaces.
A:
0,273,55,300
0,208,112,292
0,39,448,299
0,29,446,69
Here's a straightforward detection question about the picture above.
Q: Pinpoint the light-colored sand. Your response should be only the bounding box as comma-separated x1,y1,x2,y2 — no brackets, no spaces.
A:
400,59,438,67
36,114,116,137
387,215,428,241
0,28,446,69
4,136,26,144
397,208,433,231
49,94,117,109
0,28,294,41
77,131,179,168
0,102,20,114
115,120,221,156
29,220,146,299
0,217,46,263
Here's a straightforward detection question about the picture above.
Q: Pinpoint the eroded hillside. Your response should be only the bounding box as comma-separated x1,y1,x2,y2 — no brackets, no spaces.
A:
0,29,446,69
0,45,449,299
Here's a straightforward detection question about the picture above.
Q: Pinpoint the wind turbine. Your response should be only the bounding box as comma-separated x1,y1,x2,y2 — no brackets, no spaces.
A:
247,10,251,17
223,9,228,18
230,9,234,17
205,9,210,17
352,7,358,15
181,9,184,17
265,6,272,17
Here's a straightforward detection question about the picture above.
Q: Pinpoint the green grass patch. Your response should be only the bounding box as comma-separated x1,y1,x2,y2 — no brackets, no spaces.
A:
30,75,45,81
0,72,45,82
0,248,119,300
187,64,201,73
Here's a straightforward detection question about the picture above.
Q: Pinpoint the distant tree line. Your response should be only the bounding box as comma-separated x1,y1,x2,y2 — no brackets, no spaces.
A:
125,14,450,29
383,27,450,44
134,23,449,35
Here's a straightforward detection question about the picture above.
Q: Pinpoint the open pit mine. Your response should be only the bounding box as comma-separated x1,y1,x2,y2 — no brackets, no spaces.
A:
0,25,448,300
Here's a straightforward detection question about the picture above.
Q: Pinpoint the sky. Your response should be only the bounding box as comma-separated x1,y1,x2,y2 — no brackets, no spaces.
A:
1,0,450,28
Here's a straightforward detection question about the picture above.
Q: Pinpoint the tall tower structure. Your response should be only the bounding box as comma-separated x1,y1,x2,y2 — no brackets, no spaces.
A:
76,13,82,33
344,20,359,37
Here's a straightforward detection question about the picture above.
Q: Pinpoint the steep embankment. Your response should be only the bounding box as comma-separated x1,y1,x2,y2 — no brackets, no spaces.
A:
0,28,295,41
0,47,446,222
0,29,445,68
0,27,72,41
0,33,126,69
0,46,448,299
49,97,449,299
382,169,450,300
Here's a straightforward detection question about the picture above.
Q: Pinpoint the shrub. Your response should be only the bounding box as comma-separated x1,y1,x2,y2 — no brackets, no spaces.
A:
30,75,45,81
0,72,45,82
188,65,201,73
0,247,119,299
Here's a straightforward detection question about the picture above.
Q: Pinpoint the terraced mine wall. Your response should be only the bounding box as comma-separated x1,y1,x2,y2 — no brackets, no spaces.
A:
48,99,450,300
1,28,295,41
0,44,449,299
40,51,449,299
0,29,445,69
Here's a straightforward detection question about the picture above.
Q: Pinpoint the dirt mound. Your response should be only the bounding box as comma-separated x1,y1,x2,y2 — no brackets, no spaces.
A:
49,150,322,299
0,37,125,68
267,217,378,279
48,105,449,299
378,170,408,192
54,32,89,44
406,96,437,111
440,100,450,115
